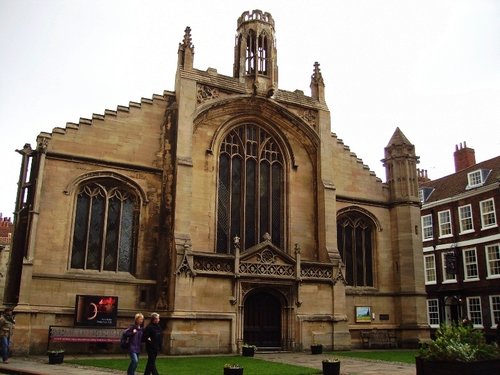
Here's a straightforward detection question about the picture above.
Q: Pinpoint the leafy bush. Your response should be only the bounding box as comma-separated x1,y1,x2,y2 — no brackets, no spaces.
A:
419,323,500,362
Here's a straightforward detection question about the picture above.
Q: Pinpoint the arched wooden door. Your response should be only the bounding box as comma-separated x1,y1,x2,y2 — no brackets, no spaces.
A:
243,291,281,348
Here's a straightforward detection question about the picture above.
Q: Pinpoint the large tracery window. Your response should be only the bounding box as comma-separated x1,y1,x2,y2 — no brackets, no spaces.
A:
217,124,284,253
71,179,139,273
337,212,374,287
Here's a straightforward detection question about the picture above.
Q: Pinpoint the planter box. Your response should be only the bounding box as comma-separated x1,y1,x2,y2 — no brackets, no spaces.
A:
322,361,340,375
311,344,323,354
242,346,255,357
416,356,500,375
224,368,243,375
48,352,64,364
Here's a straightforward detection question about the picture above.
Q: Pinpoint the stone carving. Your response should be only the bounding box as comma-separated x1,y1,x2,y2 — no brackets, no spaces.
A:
193,255,234,273
197,84,220,103
301,264,333,279
333,267,347,286
239,261,294,277
175,240,196,277
257,249,276,264
300,109,317,127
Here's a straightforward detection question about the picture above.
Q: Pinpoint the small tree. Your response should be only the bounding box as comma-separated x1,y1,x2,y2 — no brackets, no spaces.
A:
419,323,500,362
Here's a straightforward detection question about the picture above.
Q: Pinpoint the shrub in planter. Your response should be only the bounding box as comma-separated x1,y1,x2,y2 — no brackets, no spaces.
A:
310,344,323,354
224,363,243,375
242,344,256,357
322,358,340,375
47,349,65,364
416,323,500,375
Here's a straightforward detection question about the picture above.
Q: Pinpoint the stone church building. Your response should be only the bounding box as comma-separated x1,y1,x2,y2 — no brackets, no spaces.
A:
5,10,429,354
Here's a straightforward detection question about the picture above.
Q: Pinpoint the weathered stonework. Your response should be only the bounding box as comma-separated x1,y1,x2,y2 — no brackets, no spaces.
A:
4,9,428,355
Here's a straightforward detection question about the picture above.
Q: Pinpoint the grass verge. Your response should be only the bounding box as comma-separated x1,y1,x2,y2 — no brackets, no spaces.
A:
68,356,322,375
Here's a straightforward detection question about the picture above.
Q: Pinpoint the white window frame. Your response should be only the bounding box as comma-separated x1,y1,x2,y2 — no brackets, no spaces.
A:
426,299,440,328
467,170,483,188
480,198,497,229
424,254,437,284
485,243,500,279
422,214,433,241
438,210,453,238
462,248,479,281
466,296,483,327
458,204,474,234
441,251,457,283
489,295,500,329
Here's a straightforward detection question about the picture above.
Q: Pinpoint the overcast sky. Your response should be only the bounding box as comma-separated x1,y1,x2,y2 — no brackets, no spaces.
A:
1,0,499,217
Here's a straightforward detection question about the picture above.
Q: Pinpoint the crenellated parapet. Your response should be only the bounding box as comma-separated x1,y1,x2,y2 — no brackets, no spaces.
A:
237,9,274,29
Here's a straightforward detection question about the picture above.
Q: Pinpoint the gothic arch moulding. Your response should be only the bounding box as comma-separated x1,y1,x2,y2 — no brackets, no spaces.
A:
336,206,382,232
194,95,320,164
63,170,149,205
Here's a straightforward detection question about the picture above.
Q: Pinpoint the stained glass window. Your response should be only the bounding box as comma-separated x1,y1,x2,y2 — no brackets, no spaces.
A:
71,180,138,273
337,212,374,287
217,124,284,253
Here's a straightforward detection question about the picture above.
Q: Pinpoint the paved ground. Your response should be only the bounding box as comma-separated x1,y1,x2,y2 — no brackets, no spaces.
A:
258,351,416,375
0,352,416,375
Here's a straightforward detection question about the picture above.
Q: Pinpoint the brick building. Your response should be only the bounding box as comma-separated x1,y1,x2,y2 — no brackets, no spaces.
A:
5,10,428,354
0,214,13,304
419,143,500,341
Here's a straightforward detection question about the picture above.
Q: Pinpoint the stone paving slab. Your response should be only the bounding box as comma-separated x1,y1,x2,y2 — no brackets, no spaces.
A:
0,352,417,375
256,352,416,375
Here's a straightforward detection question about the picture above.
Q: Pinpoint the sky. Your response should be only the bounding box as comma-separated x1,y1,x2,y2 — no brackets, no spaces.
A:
0,0,499,217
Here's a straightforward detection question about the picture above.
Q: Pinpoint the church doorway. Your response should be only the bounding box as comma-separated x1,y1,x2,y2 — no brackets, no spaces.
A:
243,290,282,349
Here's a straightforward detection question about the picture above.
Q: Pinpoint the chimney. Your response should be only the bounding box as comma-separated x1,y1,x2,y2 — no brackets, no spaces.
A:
417,168,431,183
454,142,476,173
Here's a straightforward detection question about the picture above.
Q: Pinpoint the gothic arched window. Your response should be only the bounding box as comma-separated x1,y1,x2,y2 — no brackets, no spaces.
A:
70,179,139,273
257,34,268,74
337,212,374,286
217,124,284,253
245,30,256,74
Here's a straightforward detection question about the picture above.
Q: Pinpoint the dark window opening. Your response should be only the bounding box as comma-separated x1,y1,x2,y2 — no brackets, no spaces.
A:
71,180,138,273
217,124,284,253
337,213,374,287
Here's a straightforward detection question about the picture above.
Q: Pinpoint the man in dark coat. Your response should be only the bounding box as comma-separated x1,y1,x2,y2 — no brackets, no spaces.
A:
0,307,15,363
142,312,162,375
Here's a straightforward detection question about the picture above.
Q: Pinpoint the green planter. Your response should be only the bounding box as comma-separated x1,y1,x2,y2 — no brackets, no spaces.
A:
322,360,340,375
242,346,255,357
223,367,243,375
416,356,500,375
311,344,323,354
48,351,64,364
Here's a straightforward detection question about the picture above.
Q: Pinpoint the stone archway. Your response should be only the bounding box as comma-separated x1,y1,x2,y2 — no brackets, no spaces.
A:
243,290,282,348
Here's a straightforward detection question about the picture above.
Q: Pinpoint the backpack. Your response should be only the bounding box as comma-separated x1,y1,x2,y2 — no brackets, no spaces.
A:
120,330,130,350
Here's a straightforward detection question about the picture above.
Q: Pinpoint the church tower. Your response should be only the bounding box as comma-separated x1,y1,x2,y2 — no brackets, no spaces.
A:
233,10,278,96
383,128,429,347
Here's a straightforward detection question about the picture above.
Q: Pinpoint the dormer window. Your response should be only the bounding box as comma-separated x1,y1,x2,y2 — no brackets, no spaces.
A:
466,169,491,189
419,187,434,203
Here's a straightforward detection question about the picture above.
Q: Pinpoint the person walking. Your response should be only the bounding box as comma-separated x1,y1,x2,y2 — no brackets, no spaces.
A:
0,307,15,364
124,313,144,375
143,313,162,375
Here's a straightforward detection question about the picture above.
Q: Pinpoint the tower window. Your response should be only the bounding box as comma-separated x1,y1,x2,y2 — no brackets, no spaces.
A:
257,35,268,74
245,31,256,74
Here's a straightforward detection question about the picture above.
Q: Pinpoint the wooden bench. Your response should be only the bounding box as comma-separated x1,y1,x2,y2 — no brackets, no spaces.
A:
361,330,397,349
48,325,123,350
